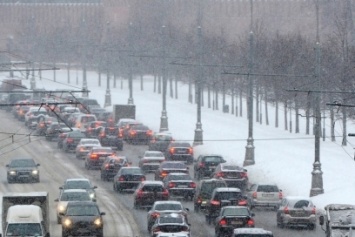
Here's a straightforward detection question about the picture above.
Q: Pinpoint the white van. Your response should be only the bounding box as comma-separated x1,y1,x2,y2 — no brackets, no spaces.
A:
5,205,47,237
74,114,97,132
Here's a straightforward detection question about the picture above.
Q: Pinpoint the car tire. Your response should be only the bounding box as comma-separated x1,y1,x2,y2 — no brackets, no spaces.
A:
85,162,90,170
308,224,316,230
7,177,13,184
96,230,104,237
133,201,139,209
36,177,40,183
277,218,284,229
57,216,61,224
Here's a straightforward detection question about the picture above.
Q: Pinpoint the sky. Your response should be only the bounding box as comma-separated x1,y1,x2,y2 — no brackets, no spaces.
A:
5,68,355,214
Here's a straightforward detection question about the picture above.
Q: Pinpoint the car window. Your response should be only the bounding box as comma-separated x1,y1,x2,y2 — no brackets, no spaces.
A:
204,156,223,162
162,162,186,169
257,185,279,192
293,200,310,208
168,174,191,180
122,168,142,175
201,182,226,194
61,192,91,201
215,192,242,200
142,185,164,192
64,181,91,189
159,216,183,224
222,207,249,216
67,205,99,216
10,159,36,167
155,204,182,211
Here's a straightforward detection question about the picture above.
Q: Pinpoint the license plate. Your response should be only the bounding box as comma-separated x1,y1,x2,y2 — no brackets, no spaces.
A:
99,157,106,160
262,193,274,197
178,185,188,188
231,220,243,225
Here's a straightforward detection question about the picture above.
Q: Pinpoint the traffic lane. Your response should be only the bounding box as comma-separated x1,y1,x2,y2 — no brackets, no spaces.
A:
0,110,140,237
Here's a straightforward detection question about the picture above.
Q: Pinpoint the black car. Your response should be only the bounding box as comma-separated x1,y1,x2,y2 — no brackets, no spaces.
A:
165,142,194,164
85,147,115,170
6,158,40,183
113,166,146,192
155,161,189,181
45,122,68,141
214,206,255,237
125,124,153,144
205,187,248,224
133,181,169,209
61,201,105,237
97,126,124,150
100,155,128,181
62,130,87,152
194,154,226,180
148,132,174,152
162,172,196,201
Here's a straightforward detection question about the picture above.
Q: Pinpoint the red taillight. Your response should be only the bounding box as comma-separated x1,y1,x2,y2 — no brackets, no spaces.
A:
216,172,224,178
252,192,257,198
219,218,227,226
238,199,248,206
247,219,255,226
137,189,144,198
90,154,98,159
118,132,123,138
130,130,137,136
80,147,85,152
105,164,110,168
39,123,45,128
151,212,160,218
312,207,316,215
162,189,169,197
168,182,176,188
118,176,125,181
99,133,106,138
187,147,193,154
169,148,175,154
140,176,146,181
67,138,74,143
161,171,168,177
190,182,196,188
211,200,220,206
197,196,202,203
199,162,205,168
278,191,283,199
284,206,289,214
241,172,248,178
146,130,153,136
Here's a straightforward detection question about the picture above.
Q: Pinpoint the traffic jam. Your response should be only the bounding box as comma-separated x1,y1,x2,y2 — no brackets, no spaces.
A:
2,89,321,237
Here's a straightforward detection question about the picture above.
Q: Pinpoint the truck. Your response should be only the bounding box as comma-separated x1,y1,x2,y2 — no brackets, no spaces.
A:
1,192,50,237
319,204,355,237
112,104,136,124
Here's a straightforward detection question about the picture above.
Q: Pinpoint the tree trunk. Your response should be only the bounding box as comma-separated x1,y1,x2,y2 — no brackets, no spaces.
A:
169,75,173,98
158,76,161,94
67,62,71,84
231,87,235,115
175,75,178,99
208,85,211,109
342,106,347,146
256,84,259,122
330,101,335,141
239,87,243,117
153,74,157,93
306,93,311,135
188,79,192,103
264,88,269,125
284,100,288,130
140,74,143,91
295,96,299,133
98,69,101,87
275,100,279,128
215,88,219,110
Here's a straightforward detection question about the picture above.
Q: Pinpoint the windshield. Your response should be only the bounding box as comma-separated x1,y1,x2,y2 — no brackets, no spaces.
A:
155,204,182,211
6,223,42,236
10,159,36,167
66,205,99,216
60,192,91,201
64,180,91,189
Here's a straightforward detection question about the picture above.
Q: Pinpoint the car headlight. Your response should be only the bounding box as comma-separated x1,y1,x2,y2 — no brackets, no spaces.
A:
89,193,95,199
63,218,72,227
57,204,66,213
9,170,16,175
202,201,207,204
32,170,39,175
94,217,102,227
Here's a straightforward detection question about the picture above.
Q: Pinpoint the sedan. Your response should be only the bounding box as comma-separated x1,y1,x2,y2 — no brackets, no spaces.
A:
85,147,115,170
60,178,98,200
151,213,190,237
162,173,196,201
126,124,153,144
75,138,102,159
276,196,317,230
139,150,166,173
214,206,255,237
6,158,40,183
101,155,128,181
147,201,189,232
155,161,189,181
133,181,169,209
97,126,124,150
113,166,146,192
62,130,87,152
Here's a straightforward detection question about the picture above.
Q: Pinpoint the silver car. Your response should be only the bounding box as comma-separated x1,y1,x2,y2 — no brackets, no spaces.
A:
75,138,102,159
276,196,317,230
246,183,282,210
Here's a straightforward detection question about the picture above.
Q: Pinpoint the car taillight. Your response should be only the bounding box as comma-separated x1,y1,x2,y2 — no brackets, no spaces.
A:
252,192,257,198
118,132,123,138
279,191,283,199
80,147,85,151
284,206,289,214
40,123,45,128
189,182,196,188
105,164,110,169
187,147,193,154
162,189,169,197
137,189,144,198
219,218,227,226
216,172,224,178
247,219,255,226
199,162,205,168
140,176,146,181
130,130,137,135
169,148,175,154
118,176,125,181
238,199,248,206
197,196,202,203
168,182,176,188
210,200,220,206
151,212,160,218
146,130,153,136
90,154,98,159
67,138,74,143
241,172,248,178
99,133,106,138
161,171,168,177
312,207,316,215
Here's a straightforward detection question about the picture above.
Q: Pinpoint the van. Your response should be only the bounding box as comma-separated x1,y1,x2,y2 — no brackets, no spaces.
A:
5,205,48,237
75,114,97,131
233,228,273,237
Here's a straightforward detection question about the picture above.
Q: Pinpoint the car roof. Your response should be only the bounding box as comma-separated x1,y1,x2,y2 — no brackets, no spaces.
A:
234,228,273,234
167,172,190,176
154,200,182,205
221,205,249,211
62,189,89,193
214,187,241,192
156,233,189,237
142,180,164,185
65,178,91,182
201,178,226,183
67,201,98,207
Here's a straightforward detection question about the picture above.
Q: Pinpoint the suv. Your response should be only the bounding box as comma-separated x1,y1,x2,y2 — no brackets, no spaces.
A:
246,183,283,210
211,163,248,191
6,158,40,183
193,178,228,213
194,154,226,180
233,228,274,237
165,142,194,164
205,187,248,224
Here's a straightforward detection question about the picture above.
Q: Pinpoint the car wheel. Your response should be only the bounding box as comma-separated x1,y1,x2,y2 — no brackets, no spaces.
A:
36,177,40,183
277,218,284,228
57,216,61,224
133,201,138,209
308,224,316,230
7,177,13,184
96,229,104,237
85,162,90,170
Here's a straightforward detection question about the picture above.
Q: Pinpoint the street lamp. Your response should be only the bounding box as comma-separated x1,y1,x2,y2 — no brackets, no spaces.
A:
30,16,36,90
82,18,88,98
127,22,134,105
160,25,169,132
104,21,111,107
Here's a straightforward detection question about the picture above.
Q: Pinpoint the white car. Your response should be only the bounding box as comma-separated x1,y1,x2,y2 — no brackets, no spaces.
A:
55,189,92,224
139,150,166,173
75,138,102,159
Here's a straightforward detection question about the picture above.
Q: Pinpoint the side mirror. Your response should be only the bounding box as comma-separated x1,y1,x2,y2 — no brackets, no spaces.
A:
319,215,325,225
100,212,106,216
93,186,98,189
54,198,59,202
185,207,190,212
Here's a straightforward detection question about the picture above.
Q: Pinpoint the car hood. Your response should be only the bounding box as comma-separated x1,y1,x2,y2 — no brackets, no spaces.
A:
8,167,37,171
63,215,100,223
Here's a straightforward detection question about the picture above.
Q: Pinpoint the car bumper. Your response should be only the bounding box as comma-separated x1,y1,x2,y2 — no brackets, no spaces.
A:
282,214,316,226
169,155,194,163
168,188,195,197
250,199,281,207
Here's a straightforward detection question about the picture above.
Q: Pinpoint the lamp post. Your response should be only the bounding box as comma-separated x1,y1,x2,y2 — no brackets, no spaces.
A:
160,25,169,132
82,18,88,98
127,22,134,105
104,21,111,107
30,16,36,90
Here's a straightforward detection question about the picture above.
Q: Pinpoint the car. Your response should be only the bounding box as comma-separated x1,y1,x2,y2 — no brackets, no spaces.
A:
147,201,189,232
193,154,226,180
155,161,189,181
148,132,174,152
84,120,107,137
133,180,169,209
74,114,97,132
97,111,115,127
165,142,194,164
6,158,40,183
60,178,98,200
44,122,68,141
113,166,146,192
156,233,189,237
139,150,166,173
119,119,142,140
214,206,255,237
162,172,196,201
193,178,228,213
75,138,102,159
62,130,87,152
150,213,190,237
276,196,317,230
211,163,248,191
85,147,115,170
61,201,105,237
56,128,82,149
205,187,248,224
55,189,93,224
24,106,48,127
35,115,58,135
125,124,153,144
100,155,128,181
61,108,81,125
246,183,283,210
233,228,274,237
78,98,101,113
96,126,124,150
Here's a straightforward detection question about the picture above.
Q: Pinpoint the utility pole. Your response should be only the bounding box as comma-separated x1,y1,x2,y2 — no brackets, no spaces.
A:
310,0,324,197
243,0,255,166
127,22,134,105
104,21,111,107
159,25,169,132
82,18,88,98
